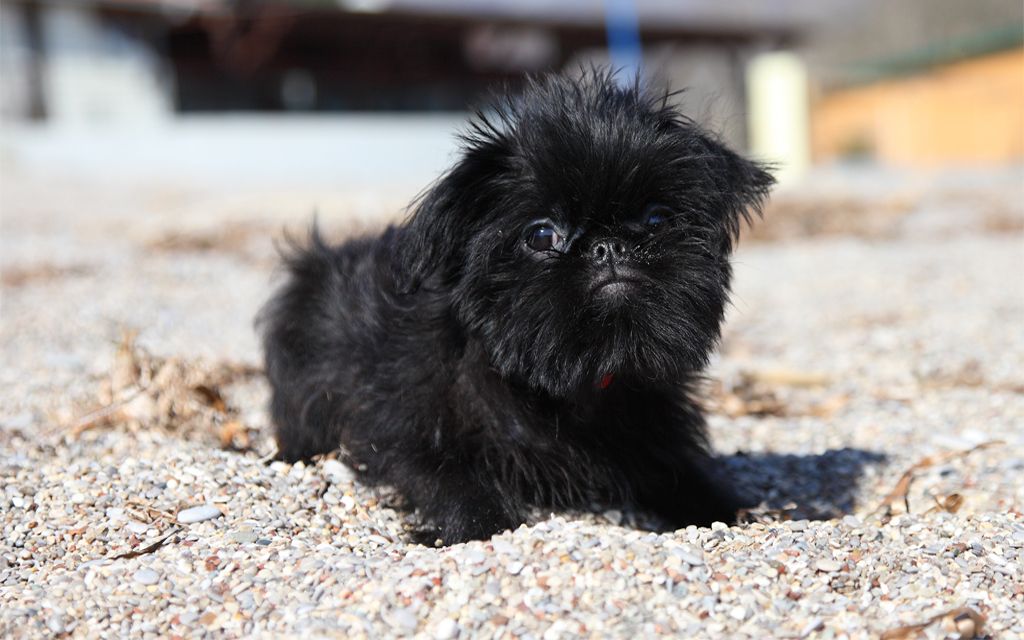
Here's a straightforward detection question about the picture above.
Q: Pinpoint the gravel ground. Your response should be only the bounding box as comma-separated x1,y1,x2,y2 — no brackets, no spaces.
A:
1,168,1023,639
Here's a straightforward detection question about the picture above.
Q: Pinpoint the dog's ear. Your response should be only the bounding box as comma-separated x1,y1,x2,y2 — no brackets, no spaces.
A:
663,117,774,249
692,131,775,248
393,118,512,294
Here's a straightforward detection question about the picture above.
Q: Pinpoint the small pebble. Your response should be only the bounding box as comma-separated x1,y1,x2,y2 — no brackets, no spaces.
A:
729,605,749,621
322,459,354,482
386,606,418,631
177,505,223,524
230,528,257,544
47,615,65,634
815,559,843,573
801,618,824,637
677,550,705,566
434,618,458,639
133,568,160,585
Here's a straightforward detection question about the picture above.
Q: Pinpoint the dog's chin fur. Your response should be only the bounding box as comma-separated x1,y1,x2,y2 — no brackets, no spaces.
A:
259,70,774,545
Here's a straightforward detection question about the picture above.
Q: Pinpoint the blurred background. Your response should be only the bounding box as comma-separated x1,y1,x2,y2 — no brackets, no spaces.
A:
1,0,1021,189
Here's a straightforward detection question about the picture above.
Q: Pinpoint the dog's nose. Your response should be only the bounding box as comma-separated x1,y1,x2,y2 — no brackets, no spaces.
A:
590,238,629,264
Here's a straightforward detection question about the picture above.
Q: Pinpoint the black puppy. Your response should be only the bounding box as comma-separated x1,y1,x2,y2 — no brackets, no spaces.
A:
260,71,773,545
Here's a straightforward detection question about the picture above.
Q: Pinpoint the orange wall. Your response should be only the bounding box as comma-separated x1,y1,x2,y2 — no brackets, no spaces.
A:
812,47,1024,166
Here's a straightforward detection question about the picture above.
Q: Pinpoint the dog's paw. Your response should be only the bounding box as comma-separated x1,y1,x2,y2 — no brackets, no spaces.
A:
407,525,446,547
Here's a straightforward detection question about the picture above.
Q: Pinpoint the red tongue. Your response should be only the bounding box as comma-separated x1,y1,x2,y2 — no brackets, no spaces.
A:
598,373,614,390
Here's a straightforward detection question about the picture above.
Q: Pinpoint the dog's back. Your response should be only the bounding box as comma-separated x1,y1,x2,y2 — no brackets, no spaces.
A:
260,229,395,461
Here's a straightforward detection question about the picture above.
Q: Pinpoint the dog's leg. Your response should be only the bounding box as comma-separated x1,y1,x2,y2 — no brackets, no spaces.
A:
270,386,346,462
631,453,748,529
393,454,521,545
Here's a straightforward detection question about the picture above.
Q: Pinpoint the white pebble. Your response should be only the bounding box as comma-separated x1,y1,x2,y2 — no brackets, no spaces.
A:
815,559,843,573
177,505,223,524
800,618,824,637
386,606,418,631
47,615,65,634
133,568,159,585
465,549,487,565
434,618,458,639
676,549,705,566
322,459,354,482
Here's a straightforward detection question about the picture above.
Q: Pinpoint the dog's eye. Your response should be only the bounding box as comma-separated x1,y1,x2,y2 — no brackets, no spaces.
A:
526,225,561,252
644,205,672,226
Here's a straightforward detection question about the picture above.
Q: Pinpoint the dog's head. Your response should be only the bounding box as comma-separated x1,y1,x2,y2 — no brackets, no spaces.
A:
396,71,774,396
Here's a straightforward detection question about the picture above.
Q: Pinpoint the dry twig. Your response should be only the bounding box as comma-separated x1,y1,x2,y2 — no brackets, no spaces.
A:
65,330,262,448
872,441,1002,519
67,387,147,436
880,605,985,640
110,527,182,560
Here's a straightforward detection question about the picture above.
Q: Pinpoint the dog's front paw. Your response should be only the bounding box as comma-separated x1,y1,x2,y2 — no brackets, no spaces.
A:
408,526,446,548
412,502,518,546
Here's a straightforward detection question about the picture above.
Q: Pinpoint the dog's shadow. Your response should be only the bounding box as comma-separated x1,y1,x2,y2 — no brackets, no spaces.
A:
722,448,888,520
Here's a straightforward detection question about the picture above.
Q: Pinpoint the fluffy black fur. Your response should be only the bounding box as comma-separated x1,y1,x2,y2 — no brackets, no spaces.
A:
259,70,774,545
